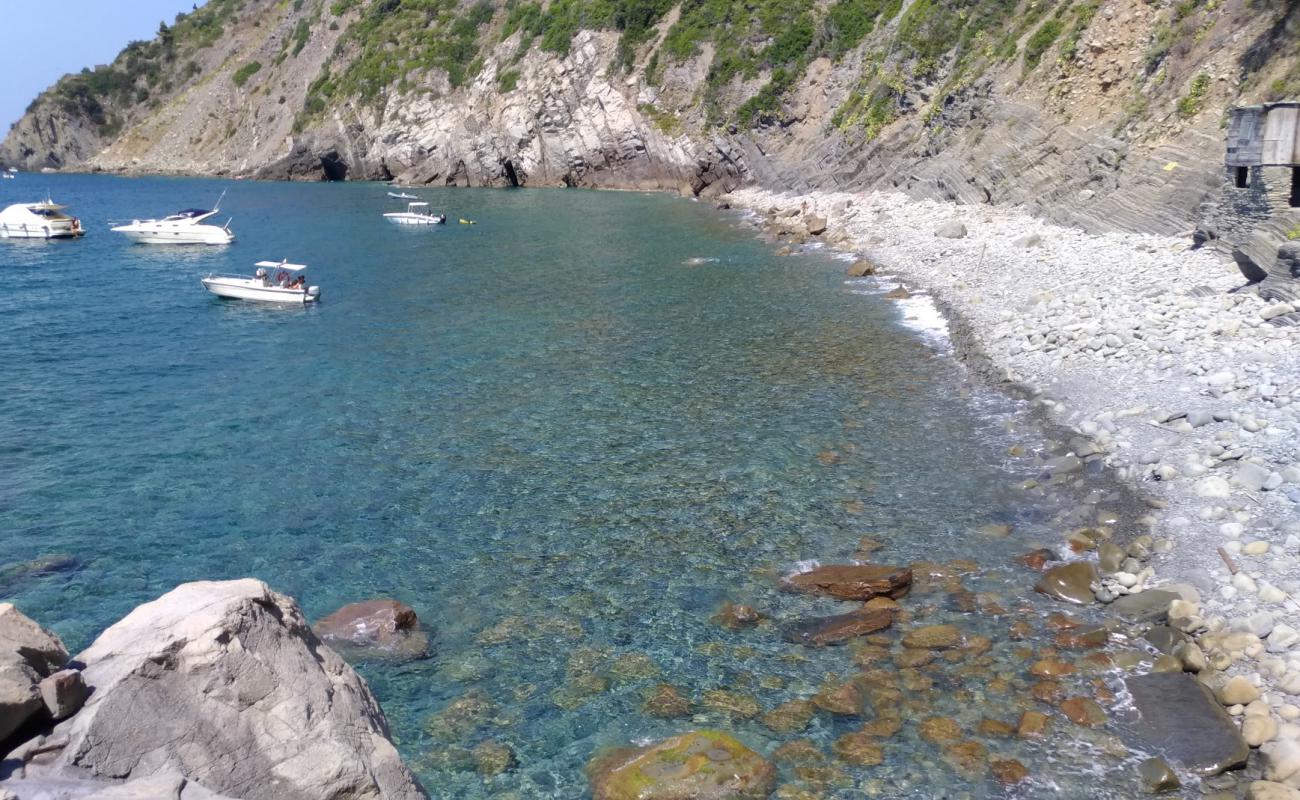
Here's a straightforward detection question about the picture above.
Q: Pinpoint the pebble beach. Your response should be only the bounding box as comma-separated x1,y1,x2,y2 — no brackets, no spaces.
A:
727,185,1300,798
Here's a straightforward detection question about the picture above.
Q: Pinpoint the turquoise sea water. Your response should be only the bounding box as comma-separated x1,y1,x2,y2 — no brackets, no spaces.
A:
2,175,1154,798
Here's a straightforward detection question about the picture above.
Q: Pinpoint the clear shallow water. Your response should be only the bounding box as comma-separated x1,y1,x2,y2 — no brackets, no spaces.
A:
2,176,1150,798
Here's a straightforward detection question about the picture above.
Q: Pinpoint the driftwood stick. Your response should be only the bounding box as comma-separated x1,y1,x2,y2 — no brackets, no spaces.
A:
1217,546,1239,575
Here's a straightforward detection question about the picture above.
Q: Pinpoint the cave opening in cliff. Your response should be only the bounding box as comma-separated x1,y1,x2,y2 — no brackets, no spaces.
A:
1235,166,1249,188
319,152,348,182
1291,167,1300,207
503,159,520,188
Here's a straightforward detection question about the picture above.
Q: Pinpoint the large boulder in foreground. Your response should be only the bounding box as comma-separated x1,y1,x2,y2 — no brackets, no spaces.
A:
587,730,775,800
780,564,912,601
1126,671,1249,776
0,602,69,740
313,599,429,661
23,579,426,800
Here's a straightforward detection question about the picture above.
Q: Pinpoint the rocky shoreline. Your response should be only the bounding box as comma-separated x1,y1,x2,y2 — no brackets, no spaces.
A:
723,185,1300,798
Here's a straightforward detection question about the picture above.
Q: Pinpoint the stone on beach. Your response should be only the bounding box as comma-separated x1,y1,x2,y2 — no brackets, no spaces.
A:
935,221,968,239
38,668,87,720
1137,757,1180,793
1247,782,1300,800
1034,562,1098,604
18,579,426,800
586,730,775,800
846,259,877,277
313,598,429,660
1126,671,1249,775
780,564,912,601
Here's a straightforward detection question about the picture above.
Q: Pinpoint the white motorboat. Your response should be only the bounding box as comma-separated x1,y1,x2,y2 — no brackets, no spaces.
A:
0,197,84,239
1,173,13,180
383,202,445,226
387,191,418,199
201,260,320,304
112,193,234,244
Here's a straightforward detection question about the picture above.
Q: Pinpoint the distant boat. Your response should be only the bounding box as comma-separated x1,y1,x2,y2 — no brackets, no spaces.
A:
111,193,234,245
384,202,445,226
0,196,84,239
201,260,320,304
458,218,476,225
1,173,13,180
387,191,418,200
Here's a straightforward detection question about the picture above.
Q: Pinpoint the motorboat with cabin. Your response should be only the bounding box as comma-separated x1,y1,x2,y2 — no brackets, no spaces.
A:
111,192,234,244
383,202,445,226
387,191,418,200
0,196,84,239
201,260,320,304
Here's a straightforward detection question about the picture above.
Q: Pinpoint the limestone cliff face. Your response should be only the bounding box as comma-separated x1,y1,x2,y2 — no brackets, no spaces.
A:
2,0,1296,236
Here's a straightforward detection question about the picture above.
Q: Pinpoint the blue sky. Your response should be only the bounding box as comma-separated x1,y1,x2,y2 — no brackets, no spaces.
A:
1,0,205,133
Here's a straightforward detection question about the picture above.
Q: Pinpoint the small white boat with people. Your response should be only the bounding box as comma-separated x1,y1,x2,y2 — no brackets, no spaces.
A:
0,196,84,239
201,260,320,305
387,191,418,200
111,192,234,245
383,202,446,226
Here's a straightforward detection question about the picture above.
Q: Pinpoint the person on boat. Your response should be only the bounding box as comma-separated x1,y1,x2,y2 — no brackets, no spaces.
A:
255,267,269,286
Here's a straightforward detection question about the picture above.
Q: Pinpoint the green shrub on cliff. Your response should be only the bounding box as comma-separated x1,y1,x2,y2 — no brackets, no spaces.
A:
232,61,262,87
1023,18,1062,72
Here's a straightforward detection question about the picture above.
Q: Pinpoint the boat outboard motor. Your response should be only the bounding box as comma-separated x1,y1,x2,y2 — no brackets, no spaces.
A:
305,285,321,302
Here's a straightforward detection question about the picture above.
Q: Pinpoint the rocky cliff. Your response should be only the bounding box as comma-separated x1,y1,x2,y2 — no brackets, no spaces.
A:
2,0,1298,235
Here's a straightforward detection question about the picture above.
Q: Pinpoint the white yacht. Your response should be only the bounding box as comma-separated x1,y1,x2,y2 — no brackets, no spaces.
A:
387,191,418,200
201,260,320,305
383,202,445,226
0,197,84,239
111,194,234,244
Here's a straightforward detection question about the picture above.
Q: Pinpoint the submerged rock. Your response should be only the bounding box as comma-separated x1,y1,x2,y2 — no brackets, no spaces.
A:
781,607,894,647
1126,671,1249,776
780,564,912,601
642,684,692,719
902,624,964,650
314,598,429,661
714,602,764,630
586,730,775,800
1034,562,1098,604
20,579,426,800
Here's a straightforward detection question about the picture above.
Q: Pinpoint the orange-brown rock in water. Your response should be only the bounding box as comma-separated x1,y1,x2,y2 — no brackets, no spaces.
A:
1031,681,1065,703
587,730,776,800
919,717,963,743
1013,548,1057,571
1018,710,1050,737
833,731,884,766
978,718,1016,737
902,624,964,650
761,699,816,734
313,598,428,660
861,717,903,738
702,689,761,719
991,758,1030,785
781,564,912,601
782,606,895,647
943,741,988,775
1029,659,1076,679
1060,696,1108,727
642,684,691,718
713,601,764,630
772,739,824,766
812,677,867,716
